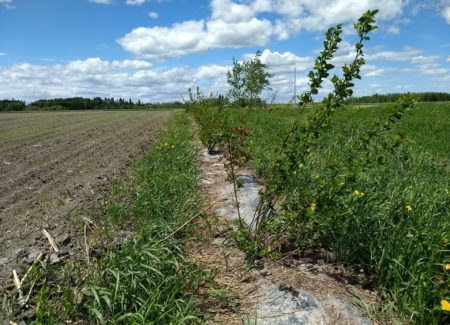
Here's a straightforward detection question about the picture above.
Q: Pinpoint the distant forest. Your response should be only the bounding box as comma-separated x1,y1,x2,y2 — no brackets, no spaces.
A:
347,92,450,104
1,92,450,112
0,97,184,112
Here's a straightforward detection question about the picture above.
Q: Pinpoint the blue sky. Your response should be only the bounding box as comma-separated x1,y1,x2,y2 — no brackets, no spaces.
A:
0,0,449,103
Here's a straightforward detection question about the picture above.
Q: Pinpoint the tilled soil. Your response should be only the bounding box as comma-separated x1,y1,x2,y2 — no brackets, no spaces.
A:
0,110,174,291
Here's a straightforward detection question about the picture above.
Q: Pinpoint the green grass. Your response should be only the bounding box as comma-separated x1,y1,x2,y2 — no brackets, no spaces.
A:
192,102,450,324
337,102,450,159
4,113,208,324
81,113,206,324
243,102,449,177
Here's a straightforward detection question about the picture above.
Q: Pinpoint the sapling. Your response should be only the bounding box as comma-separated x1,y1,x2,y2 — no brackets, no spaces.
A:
247,10,379,255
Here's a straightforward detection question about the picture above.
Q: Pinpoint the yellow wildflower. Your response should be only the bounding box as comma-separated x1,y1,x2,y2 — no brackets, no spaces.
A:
445,264,450,271
298,163,304,169
171,145,175,148
405,205,413,212
353,190,365,197
292,170,297,176
314,175,320,180
443,237,448,245
441,299,450,312
310,202,317,212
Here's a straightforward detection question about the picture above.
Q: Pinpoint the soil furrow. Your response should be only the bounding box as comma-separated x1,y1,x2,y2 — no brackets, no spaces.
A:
0,110,173,291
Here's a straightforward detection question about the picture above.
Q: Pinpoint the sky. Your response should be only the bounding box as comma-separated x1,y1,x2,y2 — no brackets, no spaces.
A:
0,0,449,103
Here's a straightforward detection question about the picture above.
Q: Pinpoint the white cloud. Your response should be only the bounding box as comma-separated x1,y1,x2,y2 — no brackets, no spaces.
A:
118,16,274,59
387,25,400,34
0,52,6,56
89,0,112,4
126,0,145,5
148,11,158,19
416,1,450,24
205,18,272,48
0,0,14,9
407,55,449,76
367,46,421,61
112,59,152,69
361,64,396,77
1,49,445,104
410,55,439,64
118,21,208,59
118,0,407,59
210,0,255,23
447,55,450,62
242,49,314,101
272,0,404,33
444,6,450,23
0,52,315,103
243,49,312,82
194,65,229,80
0,58,224,103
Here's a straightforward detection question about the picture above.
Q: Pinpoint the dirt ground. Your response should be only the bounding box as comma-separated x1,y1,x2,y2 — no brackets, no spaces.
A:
0,110,174,292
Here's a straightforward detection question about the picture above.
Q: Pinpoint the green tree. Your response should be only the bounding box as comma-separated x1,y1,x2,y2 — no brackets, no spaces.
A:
226,58,246,107
245,51,273,103
226,51,272,108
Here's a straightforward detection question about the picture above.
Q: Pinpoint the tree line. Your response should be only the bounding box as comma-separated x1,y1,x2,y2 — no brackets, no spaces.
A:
347,92,450,104
0,99,26,111
0,97,184,112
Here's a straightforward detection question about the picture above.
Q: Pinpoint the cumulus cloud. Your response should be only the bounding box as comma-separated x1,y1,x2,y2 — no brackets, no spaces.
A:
118,16,274,59
243,49,312,80
242,49,314,100
112,59,152,69
118,0,407,59
1,48,444,104
205,18,272,48
409,55,449,75
387,25,400,34
443,5,450,23
0,0,14,9
0,51,315,103
126,0,145,5
366,46,421,61
0,52,6,56
118,21,208,59
0,58,227,102
89,0,112,4
361,64,396,77
148,11,158,19
414,0,450,24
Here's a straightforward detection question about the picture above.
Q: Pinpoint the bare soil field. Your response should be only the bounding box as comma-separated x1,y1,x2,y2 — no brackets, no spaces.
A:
0,110,173,291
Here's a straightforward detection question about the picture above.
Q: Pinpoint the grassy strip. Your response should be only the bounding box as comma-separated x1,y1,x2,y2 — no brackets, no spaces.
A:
4,113,207,324
251,103,450,323
191,102,450,323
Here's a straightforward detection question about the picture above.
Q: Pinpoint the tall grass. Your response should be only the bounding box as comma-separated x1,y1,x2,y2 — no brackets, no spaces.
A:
4,113,207,324
82,113,205,324
193,102,450,323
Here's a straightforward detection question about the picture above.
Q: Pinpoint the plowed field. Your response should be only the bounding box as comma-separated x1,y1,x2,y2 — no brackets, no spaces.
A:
0,110,173,290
